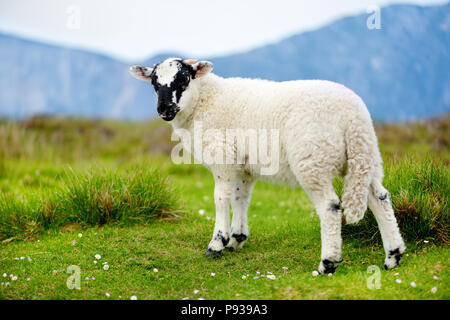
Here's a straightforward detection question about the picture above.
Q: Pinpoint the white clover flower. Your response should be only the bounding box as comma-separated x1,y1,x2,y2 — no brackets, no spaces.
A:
93,261,97,264
20,256,25,260
210,273,215,277
396,279,402,284
198,209,205,215
433,275,438,280
394,272,399,276
2,273,6,278
12,276,17,281
410,281,417,288
105,292,110,297
431,287,437,293
242,275,247,280
153,268,158,273
91,277,96,280
78,233,83,238
94,254,101,260
312,271,319,277
103,265,109,271
193,289,200,294
130,295,138,300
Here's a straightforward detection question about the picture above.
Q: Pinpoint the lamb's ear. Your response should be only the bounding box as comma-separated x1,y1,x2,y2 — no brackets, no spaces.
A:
129,65,153,82
191,61,213,78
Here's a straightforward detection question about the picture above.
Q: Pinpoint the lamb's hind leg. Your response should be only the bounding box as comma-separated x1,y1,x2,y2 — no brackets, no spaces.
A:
368,182,406,269
226,176,256,251
302,183,343,274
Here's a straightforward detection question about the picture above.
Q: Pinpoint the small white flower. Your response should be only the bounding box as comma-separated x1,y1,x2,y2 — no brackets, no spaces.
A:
198,298,205,300
423,240,429,243
267,275,276,280
328,273,333,277
93,261,97,264
14,257,19,261
5,282,9,286
210,273,215,277
78,233,83,238
27,257,32,262
20,256,25,260
94,254,101,260
130,295,138,300
256,271,261,275
253,276,259,279
410,281,417,288
12,276,17,281
396,279,402,284
193,289,200,295
103,265,109,271
91,277,96,280
312,271,319,277
153,268,158,273
394,272,399,276
105,292,110,297
242,275,247,280
206,216,211,221
433,275,438,280
198,209,205,215
85,277,90,281
26,278,30,282
182,297,189,300
2,273,6,278
431,287,437,293
282,267,288,270
267,271,273,275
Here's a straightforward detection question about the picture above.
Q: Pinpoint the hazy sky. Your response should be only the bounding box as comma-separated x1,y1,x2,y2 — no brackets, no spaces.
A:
0,0,448,62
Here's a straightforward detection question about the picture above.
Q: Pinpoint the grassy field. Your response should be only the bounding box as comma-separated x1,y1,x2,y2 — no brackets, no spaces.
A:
0,115,448,300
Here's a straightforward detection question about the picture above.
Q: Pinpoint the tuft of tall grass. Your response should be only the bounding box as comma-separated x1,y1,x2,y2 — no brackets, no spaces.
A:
0,166,180,241
341,157,449,245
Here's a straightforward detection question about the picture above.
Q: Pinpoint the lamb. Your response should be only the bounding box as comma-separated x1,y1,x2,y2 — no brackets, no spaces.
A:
129,57,405,274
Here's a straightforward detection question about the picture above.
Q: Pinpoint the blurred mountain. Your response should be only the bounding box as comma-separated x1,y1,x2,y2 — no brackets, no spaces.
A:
1,3,449,121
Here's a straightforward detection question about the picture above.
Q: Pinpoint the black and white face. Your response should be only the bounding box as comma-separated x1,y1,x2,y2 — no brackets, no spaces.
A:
130,58,213,121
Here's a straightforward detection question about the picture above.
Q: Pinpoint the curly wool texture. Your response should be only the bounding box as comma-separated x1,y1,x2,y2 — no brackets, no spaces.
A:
173,74,382,224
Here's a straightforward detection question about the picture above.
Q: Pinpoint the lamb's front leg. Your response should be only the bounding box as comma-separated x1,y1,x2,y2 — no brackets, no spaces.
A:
206,173,234,257
226,177,255,251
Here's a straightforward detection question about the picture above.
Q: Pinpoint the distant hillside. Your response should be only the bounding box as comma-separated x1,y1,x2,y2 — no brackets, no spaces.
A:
0,35,154,119
1,3,449,121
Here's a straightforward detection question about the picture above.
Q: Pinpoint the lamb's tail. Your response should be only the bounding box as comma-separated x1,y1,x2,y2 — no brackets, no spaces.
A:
341,115,376,224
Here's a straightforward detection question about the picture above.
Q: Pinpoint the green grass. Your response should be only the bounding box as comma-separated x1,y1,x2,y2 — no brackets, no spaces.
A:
0,116,449,300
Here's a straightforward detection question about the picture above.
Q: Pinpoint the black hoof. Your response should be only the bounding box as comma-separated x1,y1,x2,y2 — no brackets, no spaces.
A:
385,248,403,269
231,233,248,243
205,248,223,258
320,258,342,274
